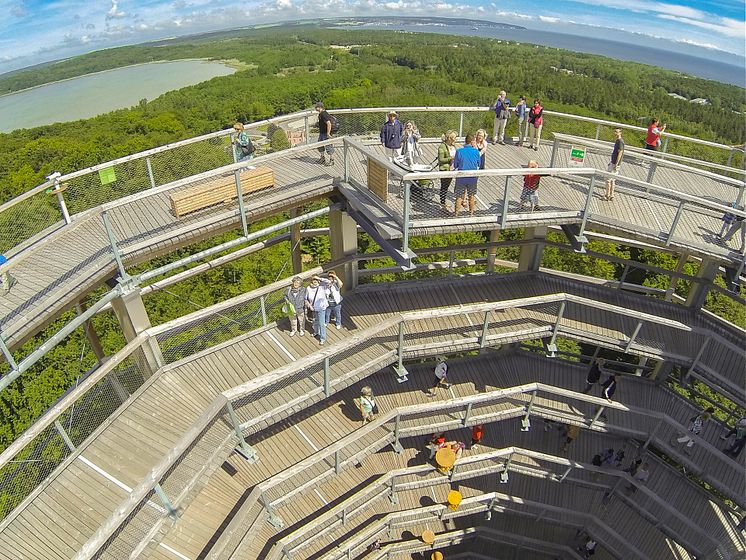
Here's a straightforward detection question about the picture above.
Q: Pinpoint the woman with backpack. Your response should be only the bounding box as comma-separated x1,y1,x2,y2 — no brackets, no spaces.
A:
233,122,254,162
437,130,457,213
527,99,544,151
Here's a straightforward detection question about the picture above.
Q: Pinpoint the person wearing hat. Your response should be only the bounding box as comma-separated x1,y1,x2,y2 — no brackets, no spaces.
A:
0,255,17,295
314,102,335,166
232,122,254,162
380,110,404,161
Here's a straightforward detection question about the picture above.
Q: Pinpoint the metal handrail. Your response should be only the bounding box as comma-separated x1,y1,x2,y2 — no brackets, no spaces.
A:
3,286,740,558
1,106,740,246
269,446,716,560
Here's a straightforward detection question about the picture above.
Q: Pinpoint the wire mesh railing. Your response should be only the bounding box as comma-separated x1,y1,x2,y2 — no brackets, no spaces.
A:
269,444,720,560
0,279,742,558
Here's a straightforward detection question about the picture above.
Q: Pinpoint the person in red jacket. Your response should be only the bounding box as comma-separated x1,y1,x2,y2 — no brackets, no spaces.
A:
644,118,666,150
520,160,541,211
527,98,544,151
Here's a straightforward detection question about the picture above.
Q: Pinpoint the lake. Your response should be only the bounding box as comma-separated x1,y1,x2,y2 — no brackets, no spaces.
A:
0,60,235,133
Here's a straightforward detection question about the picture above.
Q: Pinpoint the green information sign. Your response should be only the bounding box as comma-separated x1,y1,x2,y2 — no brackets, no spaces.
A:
570,147,585,162
99,167,117,185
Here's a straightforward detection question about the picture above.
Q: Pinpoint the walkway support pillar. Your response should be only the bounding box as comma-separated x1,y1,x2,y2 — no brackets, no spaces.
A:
75,302,106,364
517,226,548,272
289,208,303,276
648,359,673,382
665,252,689,302
329,207,358,292
110,286,163,379
486,229,500,273
685,257,719,310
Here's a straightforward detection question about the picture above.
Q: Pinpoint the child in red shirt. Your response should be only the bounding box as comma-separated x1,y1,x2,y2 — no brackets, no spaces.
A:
520,160,541,211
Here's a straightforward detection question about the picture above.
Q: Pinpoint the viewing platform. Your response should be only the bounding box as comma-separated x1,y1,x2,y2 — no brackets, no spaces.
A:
0,107,743,560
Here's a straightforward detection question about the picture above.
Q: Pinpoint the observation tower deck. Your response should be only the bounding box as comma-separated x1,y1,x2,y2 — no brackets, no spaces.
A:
0,107,743,560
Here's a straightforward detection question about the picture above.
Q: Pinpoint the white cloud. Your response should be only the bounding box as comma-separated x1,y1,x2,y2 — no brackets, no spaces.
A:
538,16,560,23
657,14,745,39
676,38,721,51
106,0,126,20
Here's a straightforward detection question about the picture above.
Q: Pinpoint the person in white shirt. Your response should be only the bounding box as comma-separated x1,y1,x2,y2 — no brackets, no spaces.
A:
305,277,329,345
318,271,344,330
428,356,451,396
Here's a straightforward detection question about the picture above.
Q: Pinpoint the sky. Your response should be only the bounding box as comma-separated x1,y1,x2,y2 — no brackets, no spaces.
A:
0,0,744,76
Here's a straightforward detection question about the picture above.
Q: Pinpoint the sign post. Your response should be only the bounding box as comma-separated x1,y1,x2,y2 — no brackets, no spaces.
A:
570,146,586,166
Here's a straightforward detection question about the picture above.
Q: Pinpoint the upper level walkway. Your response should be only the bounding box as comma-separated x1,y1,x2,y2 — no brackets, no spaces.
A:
0,108,743,358
0,272,743,559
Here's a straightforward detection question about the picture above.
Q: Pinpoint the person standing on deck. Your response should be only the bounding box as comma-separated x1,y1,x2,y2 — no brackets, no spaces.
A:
582,358,605,394
644,118,666,151
315,102,335,166
452,133,481,217
305,276,329,345
605,128,624,201
438,130,458,213
514,95,527,146
428,356,452,396
492,91,511,145
380,110,404,161
722,417,746,457
318,271,344,330
673,407,714,454
594,374,618,421
561,424,580,451
625,462,650,493
284,276,307,337
359,386,376,423
527,98,544,151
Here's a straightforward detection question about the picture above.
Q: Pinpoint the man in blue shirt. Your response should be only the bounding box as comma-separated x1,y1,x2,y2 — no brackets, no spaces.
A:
453,133,481,216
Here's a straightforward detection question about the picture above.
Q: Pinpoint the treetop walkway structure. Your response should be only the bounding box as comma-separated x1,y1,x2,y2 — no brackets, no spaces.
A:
0,107,743,559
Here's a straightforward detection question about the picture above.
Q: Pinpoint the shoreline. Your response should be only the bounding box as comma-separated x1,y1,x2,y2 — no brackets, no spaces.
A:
0,59,235,99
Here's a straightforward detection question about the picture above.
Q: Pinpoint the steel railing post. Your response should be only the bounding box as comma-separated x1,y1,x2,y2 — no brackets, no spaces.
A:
500,452,513,483
643,418,663,450
479,310,490,350
595,123,602,140
546,300,566,356
558,466,572,483
521,390,537,431
304,116,310,146
683,336,710,384
458,112,465,138
334,449,341,474
646,161,658,184
54,420,76,452
145,157,156,189
343,141,350,183
50,179,71,224
323,356,331,396
154,483,179,518
393,413,402,451
389,475,398,504
500,175,510,229
230,132,238,163
402,181,411,254
578,175,595,239
589,406,605,428
235,170,249,239
101,210,130,281
618,264,629,290
662,137,670,156
463,402,473,425
625,320,644,352
259,295,267,326
0,333,18,370
549,137,559,167
666,200,686,246
393,321,408,381
727,148,735,167
448,250,455,275
225,402,258,463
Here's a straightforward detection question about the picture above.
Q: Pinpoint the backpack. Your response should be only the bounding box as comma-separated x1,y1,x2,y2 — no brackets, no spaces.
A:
330,115,340,134
240,137,255,156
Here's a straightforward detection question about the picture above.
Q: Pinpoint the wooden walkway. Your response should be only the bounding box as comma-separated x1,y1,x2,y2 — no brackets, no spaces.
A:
1,273,742,559
1,135,743,354
343,139,745,261
215,354,740,560
0,145,339,349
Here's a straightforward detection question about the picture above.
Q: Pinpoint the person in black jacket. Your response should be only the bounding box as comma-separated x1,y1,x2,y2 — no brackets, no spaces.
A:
582,357,605,394
380,110,404,160
314,102,335,166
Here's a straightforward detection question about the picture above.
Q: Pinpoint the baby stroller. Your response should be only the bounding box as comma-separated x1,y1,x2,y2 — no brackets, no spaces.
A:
393,154,438,202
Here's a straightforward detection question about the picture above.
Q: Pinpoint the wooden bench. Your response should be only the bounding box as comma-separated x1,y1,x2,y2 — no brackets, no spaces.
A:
170,166,275,217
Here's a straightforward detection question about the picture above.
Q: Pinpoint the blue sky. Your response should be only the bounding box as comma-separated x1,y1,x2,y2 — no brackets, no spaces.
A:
1,0,744,75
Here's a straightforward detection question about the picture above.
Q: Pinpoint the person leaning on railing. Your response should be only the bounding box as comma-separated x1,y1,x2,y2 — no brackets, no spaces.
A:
644,118,666,151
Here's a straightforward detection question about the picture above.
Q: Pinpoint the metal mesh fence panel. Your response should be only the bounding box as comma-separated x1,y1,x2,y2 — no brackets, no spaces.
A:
154,289,287,364
0,424,70,520
0,192,64,254
94,488,162,560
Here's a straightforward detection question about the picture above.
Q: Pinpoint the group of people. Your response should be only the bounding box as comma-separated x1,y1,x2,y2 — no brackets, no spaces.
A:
491,91,544,150
284,272,343,345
